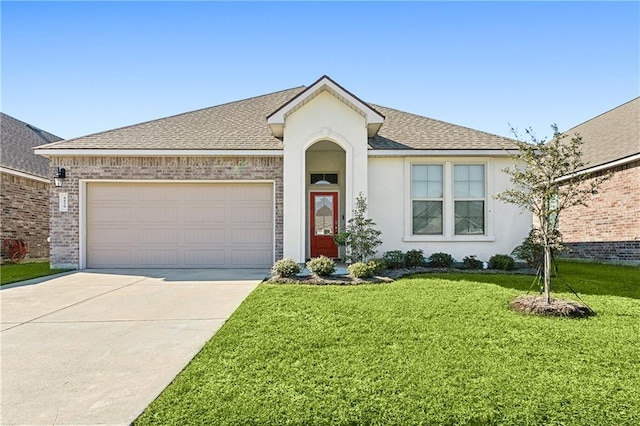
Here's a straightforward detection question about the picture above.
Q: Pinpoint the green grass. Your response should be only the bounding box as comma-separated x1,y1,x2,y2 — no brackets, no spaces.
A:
0,261,68,286
136,261,640,425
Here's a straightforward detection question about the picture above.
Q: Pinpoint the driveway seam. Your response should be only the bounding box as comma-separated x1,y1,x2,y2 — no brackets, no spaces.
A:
0,275,153,332
29,318,230,323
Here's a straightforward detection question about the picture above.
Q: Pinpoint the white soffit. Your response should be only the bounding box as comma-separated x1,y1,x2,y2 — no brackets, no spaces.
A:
267,76,385,138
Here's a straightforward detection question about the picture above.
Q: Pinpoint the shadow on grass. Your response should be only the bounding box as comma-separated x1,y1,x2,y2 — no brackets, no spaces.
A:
409,260,639,300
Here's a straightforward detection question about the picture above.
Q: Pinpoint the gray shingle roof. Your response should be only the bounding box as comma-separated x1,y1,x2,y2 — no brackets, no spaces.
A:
1,113,63,178
36,85,517,152
563,97,640,170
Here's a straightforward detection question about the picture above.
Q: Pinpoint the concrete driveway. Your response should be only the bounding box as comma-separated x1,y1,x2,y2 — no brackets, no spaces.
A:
0,268,267,425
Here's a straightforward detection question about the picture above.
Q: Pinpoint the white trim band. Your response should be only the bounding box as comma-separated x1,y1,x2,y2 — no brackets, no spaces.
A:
34,149,284,157
0,167,50,183
368,149,519,157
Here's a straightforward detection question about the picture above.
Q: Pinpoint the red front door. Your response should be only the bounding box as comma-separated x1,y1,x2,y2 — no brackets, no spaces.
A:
310,192,339,258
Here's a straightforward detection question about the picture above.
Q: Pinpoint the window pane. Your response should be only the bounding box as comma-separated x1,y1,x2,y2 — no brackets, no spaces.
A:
413,201,443,235
314,196,334,235
454,165,484,198
412,182,428,198
412,165,442,199
455,201,484,235
469,181,484,198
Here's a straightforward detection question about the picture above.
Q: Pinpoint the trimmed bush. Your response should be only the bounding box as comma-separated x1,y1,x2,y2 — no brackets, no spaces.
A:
428,252,454,268
405,249,426,268
489,254,516,270
347,262,374,279
272,258,301,277
462,255,483,270
306,256,336,277
511,229,545,268
383,250,405,269
368,258,388,274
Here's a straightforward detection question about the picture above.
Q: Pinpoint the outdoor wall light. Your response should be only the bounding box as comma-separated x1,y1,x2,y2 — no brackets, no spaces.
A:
54,167,66,187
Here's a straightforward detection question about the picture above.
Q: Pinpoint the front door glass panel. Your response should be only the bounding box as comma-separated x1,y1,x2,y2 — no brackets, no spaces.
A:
314,195,334,236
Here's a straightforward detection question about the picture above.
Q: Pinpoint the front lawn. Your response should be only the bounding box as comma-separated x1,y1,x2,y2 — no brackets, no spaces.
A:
0,261,69,286
136,261,640,425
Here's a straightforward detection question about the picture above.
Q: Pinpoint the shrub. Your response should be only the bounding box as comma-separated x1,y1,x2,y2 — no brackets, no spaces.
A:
342,193,383,263
489,254,516,270
368,258,388,274
405,249,426,268
428,252,454,268
333,231,349,247
511,229,545,268
383,250,405,269
306,256,336,277
347,262,374,279
272,258,301,277
462,255,483,270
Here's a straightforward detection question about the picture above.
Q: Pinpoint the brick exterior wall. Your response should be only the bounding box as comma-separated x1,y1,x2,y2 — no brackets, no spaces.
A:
558,160,640,263
1,172,50,261
49,156,284,269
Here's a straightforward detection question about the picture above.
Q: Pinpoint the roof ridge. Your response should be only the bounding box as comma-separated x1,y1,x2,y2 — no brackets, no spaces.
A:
36,85,306,149
564,96,640,134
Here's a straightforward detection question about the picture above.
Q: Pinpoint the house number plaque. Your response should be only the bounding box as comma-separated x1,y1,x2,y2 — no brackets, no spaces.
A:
59,193,68,212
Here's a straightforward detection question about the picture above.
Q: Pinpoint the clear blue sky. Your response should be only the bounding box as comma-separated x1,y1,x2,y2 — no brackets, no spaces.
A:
2,1,638,141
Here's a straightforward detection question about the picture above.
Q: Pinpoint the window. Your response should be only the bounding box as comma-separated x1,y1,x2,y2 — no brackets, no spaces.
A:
411,165,443,234
454,165,485,235
409,162,487,238
310,173,338,185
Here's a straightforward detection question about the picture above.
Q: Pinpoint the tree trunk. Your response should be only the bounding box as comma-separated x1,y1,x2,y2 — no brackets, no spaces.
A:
544,245,552,304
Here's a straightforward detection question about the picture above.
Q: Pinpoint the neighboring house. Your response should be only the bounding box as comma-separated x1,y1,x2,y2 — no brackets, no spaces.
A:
1,113,63,261
34,76,531,269
558,97,640,264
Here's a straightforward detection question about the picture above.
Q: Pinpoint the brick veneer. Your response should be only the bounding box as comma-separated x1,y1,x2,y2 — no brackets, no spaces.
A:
1,172,50,261
558,160,640,263
49,156,284,269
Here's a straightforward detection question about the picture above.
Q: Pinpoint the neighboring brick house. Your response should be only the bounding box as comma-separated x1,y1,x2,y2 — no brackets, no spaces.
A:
1,113,63,261
558,97,640,264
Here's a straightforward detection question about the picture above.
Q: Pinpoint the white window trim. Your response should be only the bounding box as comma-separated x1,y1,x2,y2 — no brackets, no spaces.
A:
403,158,495,242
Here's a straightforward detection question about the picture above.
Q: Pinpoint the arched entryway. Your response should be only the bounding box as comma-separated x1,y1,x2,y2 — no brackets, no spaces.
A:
305,140,346,259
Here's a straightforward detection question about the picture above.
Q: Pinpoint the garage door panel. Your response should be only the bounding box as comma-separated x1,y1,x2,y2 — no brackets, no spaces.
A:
137,207,179,223
137,229,179,244
183,229,225,244
183,249,226,266
87,182,273,268
230,249,272,266
184,207,225,223
231,229,272,244
231,206,273,223
90,249,133,267
138,250,179,266
90,228,131,244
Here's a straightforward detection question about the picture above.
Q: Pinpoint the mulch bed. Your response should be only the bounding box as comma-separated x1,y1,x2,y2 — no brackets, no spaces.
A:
509,295,594,318
265,266,537,285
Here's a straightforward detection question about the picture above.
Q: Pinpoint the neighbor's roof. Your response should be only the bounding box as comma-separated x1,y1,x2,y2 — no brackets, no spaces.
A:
564,97,639,170
1,113,63,178
35,85,517,152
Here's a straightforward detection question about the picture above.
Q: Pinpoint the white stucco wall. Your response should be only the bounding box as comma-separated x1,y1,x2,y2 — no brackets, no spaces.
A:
283,90,369,261
368,156,532,262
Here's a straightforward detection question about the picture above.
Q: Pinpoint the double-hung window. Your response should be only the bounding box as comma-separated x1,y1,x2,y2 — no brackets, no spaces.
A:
454,165,485,235
409,162,487,238
412,165,443,235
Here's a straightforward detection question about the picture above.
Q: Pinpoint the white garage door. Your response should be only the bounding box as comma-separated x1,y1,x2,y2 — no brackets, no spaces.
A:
87,182,273,268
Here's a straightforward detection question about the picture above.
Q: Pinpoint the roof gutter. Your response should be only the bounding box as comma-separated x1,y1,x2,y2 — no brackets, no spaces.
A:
555,153,640,183
33,149,285,157
368,149,520,157
0,166,50,183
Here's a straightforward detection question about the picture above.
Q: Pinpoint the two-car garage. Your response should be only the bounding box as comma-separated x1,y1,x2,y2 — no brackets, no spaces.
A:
85,182,274,268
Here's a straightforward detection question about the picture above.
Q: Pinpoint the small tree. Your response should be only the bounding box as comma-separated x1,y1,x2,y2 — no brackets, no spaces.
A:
496,125,610,304
342,193,382,263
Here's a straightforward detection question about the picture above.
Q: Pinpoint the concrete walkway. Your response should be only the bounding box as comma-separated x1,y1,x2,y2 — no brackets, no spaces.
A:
0,269,267,425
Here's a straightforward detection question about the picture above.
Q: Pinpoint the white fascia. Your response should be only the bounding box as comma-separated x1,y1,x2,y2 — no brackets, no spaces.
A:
34,149,284,157
368,149,519,157
0,166,50,183
267,76,384,138
555,153,640,183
